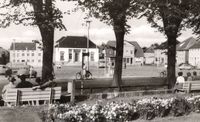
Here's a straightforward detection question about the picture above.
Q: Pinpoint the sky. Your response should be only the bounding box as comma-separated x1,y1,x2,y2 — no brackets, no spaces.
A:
0,1,196,50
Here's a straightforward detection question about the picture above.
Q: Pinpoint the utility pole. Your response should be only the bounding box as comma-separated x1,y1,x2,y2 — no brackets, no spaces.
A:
86,20,91,71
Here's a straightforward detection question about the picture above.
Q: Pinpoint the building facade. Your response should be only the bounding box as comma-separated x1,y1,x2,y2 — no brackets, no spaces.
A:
105,40,144,66
144,47,155,65
9,42,43,67
176,37,197,65
189,42,200,68
54,36,99,66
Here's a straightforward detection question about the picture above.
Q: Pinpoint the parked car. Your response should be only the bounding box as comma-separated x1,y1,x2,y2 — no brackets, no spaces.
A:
178,63,195,70
0,64,7,75
17,65,37,78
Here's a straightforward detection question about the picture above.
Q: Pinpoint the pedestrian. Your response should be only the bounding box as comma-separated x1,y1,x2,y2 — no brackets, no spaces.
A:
29,66,33,78
82,63,87,79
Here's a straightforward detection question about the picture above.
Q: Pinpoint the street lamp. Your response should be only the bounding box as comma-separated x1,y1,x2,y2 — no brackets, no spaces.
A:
86,20,91,71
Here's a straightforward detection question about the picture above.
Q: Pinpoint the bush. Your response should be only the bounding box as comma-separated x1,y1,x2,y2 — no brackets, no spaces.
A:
46,95,200,122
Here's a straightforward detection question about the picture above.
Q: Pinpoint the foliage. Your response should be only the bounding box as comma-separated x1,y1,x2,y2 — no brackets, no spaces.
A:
137,0,190,37
46,95,200,122
0,0,66,30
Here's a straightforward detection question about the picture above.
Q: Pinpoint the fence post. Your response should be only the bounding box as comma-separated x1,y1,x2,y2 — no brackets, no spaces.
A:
81,80,84,95
68,80,75,102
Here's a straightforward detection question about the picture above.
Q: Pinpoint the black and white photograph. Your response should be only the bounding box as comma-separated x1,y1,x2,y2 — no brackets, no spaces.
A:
0,0,200,122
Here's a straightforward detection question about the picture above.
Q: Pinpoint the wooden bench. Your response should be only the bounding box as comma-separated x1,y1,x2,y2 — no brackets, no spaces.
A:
4,87,61,106
182,81,200,93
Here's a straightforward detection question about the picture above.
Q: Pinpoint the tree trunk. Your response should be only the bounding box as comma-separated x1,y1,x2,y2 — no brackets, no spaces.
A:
112,23,125,90
39,26,55,82
167,35,177,89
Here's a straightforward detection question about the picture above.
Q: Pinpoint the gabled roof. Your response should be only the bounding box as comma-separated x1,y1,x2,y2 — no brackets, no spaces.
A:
190,40,200,49
128,41,144,57
55,36,97,48
10,42,36,50
176,37,198,51
145,47,154,53
106,40,144,57
155,40,180,50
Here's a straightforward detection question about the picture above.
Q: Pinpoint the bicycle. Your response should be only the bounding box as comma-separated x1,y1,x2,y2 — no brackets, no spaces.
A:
160,70,167,77
76,70,93,80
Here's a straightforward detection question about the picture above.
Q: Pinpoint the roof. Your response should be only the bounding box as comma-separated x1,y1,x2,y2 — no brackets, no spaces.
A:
106,40,144,57
128,41,144,57
176,37,197,51
155,40,180,49
55,36,97,48
10,42,36,50
190,40,200,49
145,47,154,53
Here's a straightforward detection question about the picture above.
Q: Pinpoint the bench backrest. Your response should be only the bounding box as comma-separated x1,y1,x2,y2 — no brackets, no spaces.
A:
183,81,200,92
5,87,61,103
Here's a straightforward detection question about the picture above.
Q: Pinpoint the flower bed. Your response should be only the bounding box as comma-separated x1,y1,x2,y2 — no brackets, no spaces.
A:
47,95,200,122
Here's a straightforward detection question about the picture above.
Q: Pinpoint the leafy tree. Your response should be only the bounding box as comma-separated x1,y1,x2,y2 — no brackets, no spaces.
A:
186,0,200,35
138,0,190,88
0,0,65,81
78,0,139,90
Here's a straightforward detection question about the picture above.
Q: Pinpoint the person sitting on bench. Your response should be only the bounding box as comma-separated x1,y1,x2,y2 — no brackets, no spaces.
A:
16,75,33,88
174,72,185,92
32,77,57,90
2,77,16,100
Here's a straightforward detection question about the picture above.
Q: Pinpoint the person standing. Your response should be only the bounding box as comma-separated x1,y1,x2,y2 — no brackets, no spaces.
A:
29,66,33,78
82,63,87,79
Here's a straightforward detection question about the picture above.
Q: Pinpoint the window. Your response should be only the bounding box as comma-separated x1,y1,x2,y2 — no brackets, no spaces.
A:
69,49,72,60
75,52,79,62
32,53,34,56
27,59,30,62
38,53,41,56
82,49,86,53
13,60,15,62
38,59,41,62
32,59,34,62
22,53,25,56
60,51,65,61
27,53,29,56
90,52,94,61
17,60,19,62
17,53,19,57
130,50,133,54
13,53,15,57
127,58,129,63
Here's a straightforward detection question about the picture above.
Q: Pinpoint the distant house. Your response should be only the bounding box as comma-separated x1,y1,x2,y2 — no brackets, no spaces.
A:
105,40,143,66
189,41,200,67
176,37,198,65
144,47,155,65
128,41,144,65
9,42,43,67
54,36,99,66
154,40,179,66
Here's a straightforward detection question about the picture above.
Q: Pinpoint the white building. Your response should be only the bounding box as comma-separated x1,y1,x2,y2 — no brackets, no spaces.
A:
154,41,168,66
54,36,99,66
9,42,43,67
189,41,200,68
144,47,155,65
106,40,144,65
176,37,197,65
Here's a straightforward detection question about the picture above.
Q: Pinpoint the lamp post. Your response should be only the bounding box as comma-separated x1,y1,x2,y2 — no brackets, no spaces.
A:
86,20,91,71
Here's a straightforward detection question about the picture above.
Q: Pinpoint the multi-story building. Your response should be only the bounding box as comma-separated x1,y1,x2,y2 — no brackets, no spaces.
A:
105,40,143,66
176,37,198,65
9,42,43,67
54,36,99,66
189,41,200,68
